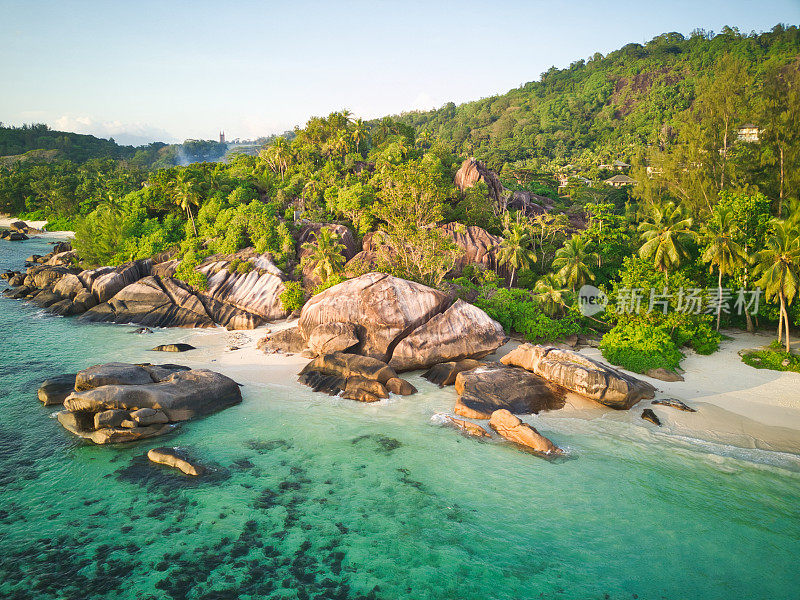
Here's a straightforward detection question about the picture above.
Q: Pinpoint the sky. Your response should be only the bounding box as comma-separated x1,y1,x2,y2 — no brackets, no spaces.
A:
2,0,799,145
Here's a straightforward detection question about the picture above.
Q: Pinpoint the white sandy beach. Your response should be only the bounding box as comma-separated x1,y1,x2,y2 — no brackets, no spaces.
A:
153,323,800,457
0,215,74,237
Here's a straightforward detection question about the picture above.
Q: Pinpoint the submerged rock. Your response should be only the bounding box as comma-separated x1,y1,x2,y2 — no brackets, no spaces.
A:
147,447,205,476
641,408,662,426
652,398,696,412
37,374,77,406
434,413,491,438
454,362,564,420
489,409,561,455
501,344,655,409
389,299,506,372
423,359,482,387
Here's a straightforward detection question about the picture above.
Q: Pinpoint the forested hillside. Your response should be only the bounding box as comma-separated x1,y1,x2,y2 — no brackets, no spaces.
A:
392,25,800,200
0,123,173,165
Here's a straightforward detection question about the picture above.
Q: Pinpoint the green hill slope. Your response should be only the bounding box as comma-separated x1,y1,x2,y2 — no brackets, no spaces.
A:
391,25,800,172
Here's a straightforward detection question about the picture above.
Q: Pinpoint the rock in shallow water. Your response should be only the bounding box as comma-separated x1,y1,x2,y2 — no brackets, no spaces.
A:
298,352,416,403
64,369,242,422
74,362,155,391
641,408,662,426
37,374,77,406
147,447,205,476
489,409,561,455
434,413,490,438
46,363,241,444
454,362,564,420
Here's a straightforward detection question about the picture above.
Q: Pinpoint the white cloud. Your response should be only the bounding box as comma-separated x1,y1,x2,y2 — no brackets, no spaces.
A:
408,92,441,112
50,115,178,146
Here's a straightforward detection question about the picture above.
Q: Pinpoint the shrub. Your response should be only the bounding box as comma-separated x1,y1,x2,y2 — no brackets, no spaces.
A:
279,281,306,312
741,346,800,372
174,249,209,290
470,285,583,341
600,322,683,373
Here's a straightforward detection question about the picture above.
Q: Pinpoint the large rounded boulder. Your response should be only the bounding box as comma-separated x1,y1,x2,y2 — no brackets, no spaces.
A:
389,299,505,372
501,344,656,409
453,362,565,420
298,273,449,362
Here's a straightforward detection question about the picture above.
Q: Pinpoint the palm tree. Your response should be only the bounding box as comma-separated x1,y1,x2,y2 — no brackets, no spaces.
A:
351,119,369,155
301,228,346,285
498,223,536,288
754,220,800,352
552,235,599,292
701,207,750,330
301,178,321,214
533,273,567,317
170,170,201,236
261,137,292,180
638,202,696,282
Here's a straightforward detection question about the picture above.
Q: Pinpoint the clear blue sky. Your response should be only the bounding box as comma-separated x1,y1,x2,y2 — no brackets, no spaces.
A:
2,0,798,145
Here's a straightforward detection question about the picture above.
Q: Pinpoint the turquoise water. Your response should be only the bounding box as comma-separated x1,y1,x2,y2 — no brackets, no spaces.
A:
1,237,799,600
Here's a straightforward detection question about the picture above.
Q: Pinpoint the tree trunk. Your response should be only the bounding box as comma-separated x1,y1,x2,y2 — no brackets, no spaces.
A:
187,206,198,237
778,292,786,349
745,309,754,334
743,261,754,332
780,293,790,353
716,269,723,331
721,118,728,190
510,267,516,289
779,145,784,218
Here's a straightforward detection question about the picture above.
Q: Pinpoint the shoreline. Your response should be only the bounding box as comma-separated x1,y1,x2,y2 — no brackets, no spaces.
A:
0,215,74,237
3,234,798,459
166,324,800,458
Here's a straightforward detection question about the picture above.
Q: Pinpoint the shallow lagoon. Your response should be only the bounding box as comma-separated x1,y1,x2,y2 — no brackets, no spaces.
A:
1,238,799,600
